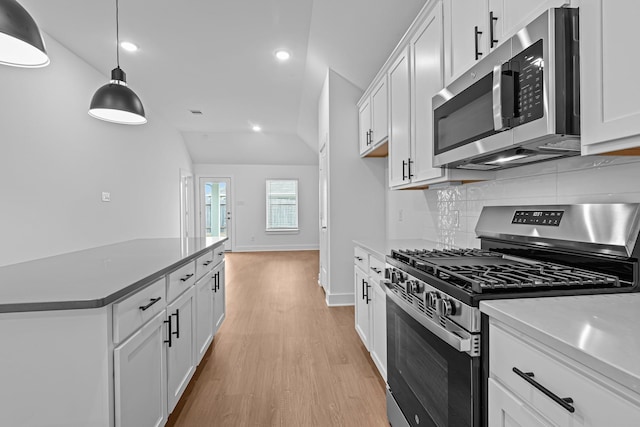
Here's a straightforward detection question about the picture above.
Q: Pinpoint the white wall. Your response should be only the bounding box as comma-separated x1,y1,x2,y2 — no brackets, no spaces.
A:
387,155,640,247
193,164,319,252
0,36,192,267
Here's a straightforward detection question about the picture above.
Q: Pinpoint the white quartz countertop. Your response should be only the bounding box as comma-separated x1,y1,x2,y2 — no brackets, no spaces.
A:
353,238,462,260
480,293,640,396
0,237,227,313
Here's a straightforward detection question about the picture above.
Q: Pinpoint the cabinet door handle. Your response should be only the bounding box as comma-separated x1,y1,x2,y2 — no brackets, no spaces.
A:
216,272,220,291
368,129,373,145
180,273,194,282
402,160,408,180
512,367,575,413
489,11,498,48
365,282,371,304
408,158,414,179
474,26,483,60
172,309,180,339
139,297,161,311
164,316,173,347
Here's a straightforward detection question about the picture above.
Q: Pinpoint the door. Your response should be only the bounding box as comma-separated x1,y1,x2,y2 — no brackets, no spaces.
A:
354,266,370,350
371,77,388,146
179,169,194,241
488,379,553,427
212,261,226,334
195,273,214,364
166,287,195,414
319,143,328,290
410,2,445,184
443,0,487,85
359,98,372,154
200,177,232,251
388,47,412,188
114,311,167,427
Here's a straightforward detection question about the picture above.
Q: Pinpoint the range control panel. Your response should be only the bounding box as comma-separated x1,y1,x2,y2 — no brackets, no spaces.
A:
512,210,564,226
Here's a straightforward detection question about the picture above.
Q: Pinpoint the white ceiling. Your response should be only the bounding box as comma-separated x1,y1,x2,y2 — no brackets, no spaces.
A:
21,0,427,163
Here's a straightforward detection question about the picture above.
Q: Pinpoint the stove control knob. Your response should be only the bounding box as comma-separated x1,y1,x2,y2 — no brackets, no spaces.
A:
405,280,424,294
438,298,456,317
427,292,440,308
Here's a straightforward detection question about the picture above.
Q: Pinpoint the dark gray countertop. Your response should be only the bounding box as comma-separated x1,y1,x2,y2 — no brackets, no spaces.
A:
0,237,227,313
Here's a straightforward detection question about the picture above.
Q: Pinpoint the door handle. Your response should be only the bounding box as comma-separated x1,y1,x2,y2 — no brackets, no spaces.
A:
474,26,483,60
492,63,514,131
489,11,498,48
164,316,173,347
172,309,180,339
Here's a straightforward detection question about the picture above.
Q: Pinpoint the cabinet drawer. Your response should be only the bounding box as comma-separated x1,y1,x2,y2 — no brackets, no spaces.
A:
195,250,214,280
212,246,225,267
354,246,369,271
167,260,196,303
113,278,166,344
490,322,640,426
369,256,385,283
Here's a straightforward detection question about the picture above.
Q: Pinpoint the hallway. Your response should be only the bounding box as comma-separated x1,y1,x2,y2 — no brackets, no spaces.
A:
167,251,388,426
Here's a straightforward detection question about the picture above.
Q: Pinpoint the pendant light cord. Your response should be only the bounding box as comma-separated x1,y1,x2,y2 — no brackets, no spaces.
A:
116,0,120,68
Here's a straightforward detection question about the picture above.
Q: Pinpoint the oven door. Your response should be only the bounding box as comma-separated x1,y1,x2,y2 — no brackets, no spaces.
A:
386,291,481,427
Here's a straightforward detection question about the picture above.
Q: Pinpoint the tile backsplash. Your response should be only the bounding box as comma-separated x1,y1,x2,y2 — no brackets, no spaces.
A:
387,155,640,248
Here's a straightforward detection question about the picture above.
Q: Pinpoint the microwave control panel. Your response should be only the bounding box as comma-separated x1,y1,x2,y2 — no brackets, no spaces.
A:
510,40,544,126
512,210,564,226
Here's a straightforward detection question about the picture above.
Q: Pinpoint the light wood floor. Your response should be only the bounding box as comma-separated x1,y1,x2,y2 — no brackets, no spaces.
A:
166,251,388,427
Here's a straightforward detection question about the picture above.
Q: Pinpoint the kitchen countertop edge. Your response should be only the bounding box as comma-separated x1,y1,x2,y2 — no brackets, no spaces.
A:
0,237,228,314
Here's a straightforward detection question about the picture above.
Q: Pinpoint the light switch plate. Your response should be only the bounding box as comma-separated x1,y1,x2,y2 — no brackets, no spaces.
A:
101,192,111,202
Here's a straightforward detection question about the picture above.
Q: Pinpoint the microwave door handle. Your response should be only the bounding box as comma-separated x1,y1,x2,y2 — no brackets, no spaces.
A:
493,64,507,131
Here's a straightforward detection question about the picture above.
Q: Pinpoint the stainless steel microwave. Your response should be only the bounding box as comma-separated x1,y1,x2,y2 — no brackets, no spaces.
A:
433,8,580,170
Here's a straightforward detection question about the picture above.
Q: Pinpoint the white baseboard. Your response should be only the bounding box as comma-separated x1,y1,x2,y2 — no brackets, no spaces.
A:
233,244,320,252
325,292,354,307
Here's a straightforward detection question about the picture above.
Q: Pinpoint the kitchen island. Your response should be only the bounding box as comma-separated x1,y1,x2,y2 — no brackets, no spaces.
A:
0,237,227,427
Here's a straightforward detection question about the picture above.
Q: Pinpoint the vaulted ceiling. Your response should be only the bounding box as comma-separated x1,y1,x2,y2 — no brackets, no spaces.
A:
21,0,427,163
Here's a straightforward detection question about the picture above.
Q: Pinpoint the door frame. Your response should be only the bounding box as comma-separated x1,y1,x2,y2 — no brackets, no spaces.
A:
198,176,234,252
179,169,194,241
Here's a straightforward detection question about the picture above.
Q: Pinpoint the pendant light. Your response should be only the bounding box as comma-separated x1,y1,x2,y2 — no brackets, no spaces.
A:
0,0,49,67
89,0,146,125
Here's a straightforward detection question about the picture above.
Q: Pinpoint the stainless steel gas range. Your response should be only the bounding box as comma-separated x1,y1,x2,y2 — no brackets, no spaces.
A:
384,204,640,427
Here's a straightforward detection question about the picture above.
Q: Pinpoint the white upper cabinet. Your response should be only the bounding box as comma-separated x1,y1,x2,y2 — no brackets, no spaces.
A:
358,98,372,155
580,0,640,155
443,0,488,86
388,47,412,188
358,77,389,157
409,1,445,184
444,0,569,85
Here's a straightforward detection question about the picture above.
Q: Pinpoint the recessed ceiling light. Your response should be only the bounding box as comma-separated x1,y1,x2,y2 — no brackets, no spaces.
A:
252,125,262,132
120,41,139,52
275,49,290,61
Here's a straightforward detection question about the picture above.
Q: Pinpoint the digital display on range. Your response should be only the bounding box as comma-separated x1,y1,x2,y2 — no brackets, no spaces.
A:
512,210,564,226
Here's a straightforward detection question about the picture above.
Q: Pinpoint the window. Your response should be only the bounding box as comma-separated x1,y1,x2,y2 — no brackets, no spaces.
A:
266,179,298,231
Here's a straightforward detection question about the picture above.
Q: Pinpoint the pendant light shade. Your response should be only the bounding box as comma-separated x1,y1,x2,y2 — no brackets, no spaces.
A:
0,0,49,67
89,0,146,125
89,66,146,125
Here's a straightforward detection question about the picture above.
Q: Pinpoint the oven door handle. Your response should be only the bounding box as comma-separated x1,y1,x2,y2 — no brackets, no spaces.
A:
385,285,473,354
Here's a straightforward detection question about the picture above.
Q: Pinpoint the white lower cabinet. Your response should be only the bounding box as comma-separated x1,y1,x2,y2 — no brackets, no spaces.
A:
353,245,387,381
195,273,214,365
354,265,371,349
369,273,387,381
488,378,552,427
114,310,167,427
488,320,640,427
166,286,196,414
212,260,226,334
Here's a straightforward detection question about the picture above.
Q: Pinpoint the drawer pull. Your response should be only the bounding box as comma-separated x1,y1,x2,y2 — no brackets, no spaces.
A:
180,273,194,282
370,267,381,274
355,256,363,261
512,367,575,413
202,260,212,266
139,297,161,311
218,251,224,256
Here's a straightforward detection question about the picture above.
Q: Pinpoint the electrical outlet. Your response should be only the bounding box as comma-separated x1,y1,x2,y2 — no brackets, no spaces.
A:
101,192,111,202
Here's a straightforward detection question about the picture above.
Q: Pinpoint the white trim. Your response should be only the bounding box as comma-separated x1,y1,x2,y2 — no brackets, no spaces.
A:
325,292,355,307
234,244,319,252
